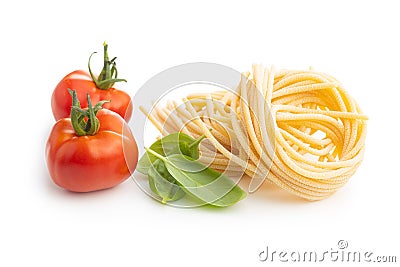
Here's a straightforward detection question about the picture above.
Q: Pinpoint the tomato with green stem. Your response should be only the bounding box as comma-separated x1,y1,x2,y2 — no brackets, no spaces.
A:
51,42,133,122
46,89,138,192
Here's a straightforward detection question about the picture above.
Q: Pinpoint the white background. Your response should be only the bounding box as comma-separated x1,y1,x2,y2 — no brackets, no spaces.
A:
1,0,399,266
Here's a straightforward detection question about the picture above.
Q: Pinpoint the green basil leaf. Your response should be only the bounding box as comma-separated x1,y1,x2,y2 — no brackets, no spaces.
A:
148,159,186,203
137,132,202,174
182,135,204,159
164,154,246,207
166,155,208,173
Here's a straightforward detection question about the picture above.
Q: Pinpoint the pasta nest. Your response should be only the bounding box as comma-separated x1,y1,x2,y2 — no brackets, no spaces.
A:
144,64,367,200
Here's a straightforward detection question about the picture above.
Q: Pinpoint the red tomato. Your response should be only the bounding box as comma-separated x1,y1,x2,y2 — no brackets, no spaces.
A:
51,70,133,121
51,42,133,122
46,99,138,192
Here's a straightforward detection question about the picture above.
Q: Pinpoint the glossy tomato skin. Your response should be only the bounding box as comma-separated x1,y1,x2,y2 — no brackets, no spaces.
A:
46,109,138,192
51,70,133,122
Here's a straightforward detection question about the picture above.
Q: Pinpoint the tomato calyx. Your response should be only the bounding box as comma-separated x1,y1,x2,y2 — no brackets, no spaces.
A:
68,89,110,136
88,41,127,90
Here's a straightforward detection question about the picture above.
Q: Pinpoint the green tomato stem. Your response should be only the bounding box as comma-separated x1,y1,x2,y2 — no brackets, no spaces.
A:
68,89,109,136
88,41,127,90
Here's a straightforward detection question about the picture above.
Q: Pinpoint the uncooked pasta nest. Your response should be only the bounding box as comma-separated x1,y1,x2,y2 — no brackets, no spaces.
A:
141,64,367,201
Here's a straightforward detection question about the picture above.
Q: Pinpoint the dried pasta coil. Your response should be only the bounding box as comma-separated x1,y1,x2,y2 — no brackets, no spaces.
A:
142,64,367,200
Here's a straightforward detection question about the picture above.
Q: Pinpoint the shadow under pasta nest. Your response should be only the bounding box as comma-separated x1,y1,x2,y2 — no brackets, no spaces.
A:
238,176,310,204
